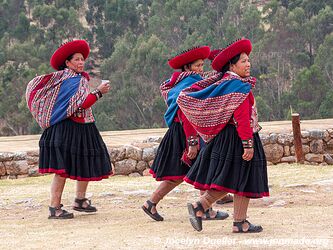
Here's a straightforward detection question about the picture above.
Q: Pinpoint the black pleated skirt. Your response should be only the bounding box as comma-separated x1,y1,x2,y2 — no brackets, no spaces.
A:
39,119,112,181
184,124,269,198
149,122,190,181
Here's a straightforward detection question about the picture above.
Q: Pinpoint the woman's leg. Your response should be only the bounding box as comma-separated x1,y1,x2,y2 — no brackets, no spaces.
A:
50,174,67,216
143,179,183,213
74,181,89,208
232,195,251,231
76,181,89,199
232,195,263,232
50,174,66,207
194,190,228,217
188,190,228,231
199,190,227,218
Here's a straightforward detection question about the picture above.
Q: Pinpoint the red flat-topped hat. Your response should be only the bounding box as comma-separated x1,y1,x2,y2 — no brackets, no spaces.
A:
208,49,222,61
212,38,252,72
50,39,90,70
168,46,210,69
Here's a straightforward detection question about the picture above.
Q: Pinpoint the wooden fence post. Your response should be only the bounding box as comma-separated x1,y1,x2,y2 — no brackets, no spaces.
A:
292,113,304,163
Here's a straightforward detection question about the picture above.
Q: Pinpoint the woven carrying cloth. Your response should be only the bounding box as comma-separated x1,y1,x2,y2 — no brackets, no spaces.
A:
177,73,256,142
26,68,94,129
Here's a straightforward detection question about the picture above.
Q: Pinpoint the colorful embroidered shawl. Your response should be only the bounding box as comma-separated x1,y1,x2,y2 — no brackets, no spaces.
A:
160,71,204,127
26,69,94,129
177,73,256,142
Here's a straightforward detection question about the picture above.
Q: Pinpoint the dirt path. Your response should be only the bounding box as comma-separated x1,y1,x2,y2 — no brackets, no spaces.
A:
0,164,333,249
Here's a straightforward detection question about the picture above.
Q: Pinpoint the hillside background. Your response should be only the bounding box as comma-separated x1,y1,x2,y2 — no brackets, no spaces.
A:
0,0,332,136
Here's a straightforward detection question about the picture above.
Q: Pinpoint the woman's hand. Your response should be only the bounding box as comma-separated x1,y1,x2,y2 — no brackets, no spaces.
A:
97,81,111,94
187,145,198,160
242,148,254,161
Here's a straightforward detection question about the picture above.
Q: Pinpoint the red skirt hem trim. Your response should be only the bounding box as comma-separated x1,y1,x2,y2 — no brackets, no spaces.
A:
149,169,185,181
39,168,112,181
183,177,269,198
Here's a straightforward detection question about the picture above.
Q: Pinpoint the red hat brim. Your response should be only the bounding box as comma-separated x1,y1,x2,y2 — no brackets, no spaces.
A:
168,46,211,69
50,40,90,70
211,39,252,72
208,49,222,61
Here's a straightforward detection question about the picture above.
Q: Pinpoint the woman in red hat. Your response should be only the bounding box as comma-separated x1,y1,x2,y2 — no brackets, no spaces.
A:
177,38,269,233
142,46,228,222
26,40,112,219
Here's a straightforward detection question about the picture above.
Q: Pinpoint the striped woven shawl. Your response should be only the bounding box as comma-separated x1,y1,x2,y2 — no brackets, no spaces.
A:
26,69,94,129
177,73,256,142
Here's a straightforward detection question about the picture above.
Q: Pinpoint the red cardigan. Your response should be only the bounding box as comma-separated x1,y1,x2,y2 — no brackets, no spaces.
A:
232,91,254,141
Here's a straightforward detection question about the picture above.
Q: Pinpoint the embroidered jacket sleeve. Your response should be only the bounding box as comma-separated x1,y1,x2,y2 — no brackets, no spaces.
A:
233,92,254,142
176,109,198,140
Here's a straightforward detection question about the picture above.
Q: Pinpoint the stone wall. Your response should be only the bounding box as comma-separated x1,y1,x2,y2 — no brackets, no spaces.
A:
262,129,333,165
1,130,333,179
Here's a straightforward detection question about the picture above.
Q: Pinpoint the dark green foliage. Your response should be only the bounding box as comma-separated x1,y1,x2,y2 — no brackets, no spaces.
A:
0,0,332,135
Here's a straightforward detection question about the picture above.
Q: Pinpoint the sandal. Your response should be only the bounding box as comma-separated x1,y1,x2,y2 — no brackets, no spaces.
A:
48,204,74,219
142,200,164,221
73,198,97,213
233,219,263,233
203,207,229,220
187,201,204,231
216,194,233,205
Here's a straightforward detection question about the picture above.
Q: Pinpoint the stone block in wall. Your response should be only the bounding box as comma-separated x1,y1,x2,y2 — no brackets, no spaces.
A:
114,159,137,175
0,152,14,162
142,147,155,162
143,136,163,143
13,152,27,161
309,140,324,153
280,156,296,163
301,138,310,144
268,133,278,144
0,162,6,176
301,131,310,138
284,146,290,156
259,134,270,145
27,150,39,157
324,154,333,165
136,161,148,172
327,143,333,155
308,130,324,139
290,145,310,155
324,131,331,142
327,139,333,147
27,156,39,165
304,153,324,163
109,147,126,162
5,160,30,175
263,144,284,163
125,145,143,161
153,145,159,154
277,134,293,145
28,166,40,177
